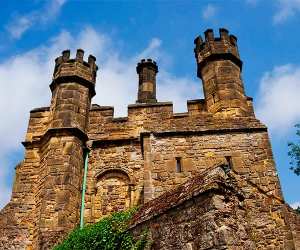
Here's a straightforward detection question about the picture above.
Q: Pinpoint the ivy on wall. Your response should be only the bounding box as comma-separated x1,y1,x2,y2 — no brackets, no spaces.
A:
53,209,147,250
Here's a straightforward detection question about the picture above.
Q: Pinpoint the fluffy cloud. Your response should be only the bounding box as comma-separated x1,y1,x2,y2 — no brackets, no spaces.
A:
6,0,67,39
255,64,300,135
202,4,217,20
273,0,300,24
0,27,201,208
245,0,300,23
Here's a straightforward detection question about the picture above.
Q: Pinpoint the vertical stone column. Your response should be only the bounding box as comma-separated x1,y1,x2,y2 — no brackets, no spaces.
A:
34,49,98,249
142,134,154,203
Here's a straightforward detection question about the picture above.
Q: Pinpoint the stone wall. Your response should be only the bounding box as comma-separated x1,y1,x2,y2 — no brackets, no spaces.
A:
283,205,300,249
85,101,281,221
0,108,46,249
143,130,282,200
1,98,298,249
130,167,254,250
0,160,37,249
84,140,145,223
88,102,262,141
34,135,84,249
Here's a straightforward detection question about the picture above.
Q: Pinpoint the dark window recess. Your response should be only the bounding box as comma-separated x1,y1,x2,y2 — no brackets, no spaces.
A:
225,156,232,168
176,157,182,173
107,185,113,193
223,156,233,174
212,93,216,104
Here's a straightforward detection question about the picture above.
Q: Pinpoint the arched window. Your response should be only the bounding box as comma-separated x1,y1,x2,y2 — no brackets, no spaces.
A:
93,169,132,220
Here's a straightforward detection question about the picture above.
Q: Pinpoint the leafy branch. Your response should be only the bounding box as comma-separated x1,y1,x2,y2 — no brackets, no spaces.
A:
288,124,300,176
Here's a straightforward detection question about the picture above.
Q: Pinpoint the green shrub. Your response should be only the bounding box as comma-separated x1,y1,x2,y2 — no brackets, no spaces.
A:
53,208,147,250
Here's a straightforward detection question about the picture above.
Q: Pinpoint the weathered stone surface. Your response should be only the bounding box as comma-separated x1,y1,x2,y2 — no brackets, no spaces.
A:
0,30,299,250
130,167,298,249
130,167,255,249
136,59,158,103
0,50,97,249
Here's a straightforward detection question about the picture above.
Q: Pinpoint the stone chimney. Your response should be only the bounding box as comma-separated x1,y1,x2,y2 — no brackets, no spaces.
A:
136,58,158,103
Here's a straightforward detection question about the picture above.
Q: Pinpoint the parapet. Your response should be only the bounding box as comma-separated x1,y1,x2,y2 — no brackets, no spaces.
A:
52,49,99,85
194,28,242,78
136,58,158,74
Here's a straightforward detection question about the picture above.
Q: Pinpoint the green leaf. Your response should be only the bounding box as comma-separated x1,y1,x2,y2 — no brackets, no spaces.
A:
52,208,147,250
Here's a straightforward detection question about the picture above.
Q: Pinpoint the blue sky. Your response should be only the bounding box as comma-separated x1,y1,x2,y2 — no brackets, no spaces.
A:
0,0,299,209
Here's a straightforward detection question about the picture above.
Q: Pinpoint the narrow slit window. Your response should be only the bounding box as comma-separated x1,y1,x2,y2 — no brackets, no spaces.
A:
224,156,232,173
176,157,182,173
225,156,232,168
212,93,216,104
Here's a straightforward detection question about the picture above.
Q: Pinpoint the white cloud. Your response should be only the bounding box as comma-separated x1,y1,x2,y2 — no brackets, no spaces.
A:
273,0,300,24
6,0,67,39
41,0,67,23
202,4,217,20
7,16,33,39
0,27,201,208
290,201,300,209
255,64,300,136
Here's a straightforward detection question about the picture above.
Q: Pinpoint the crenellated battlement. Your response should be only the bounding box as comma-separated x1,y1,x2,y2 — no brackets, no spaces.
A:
87,99,262,143
53,49,98,84
194,28,241,79
136,58,158,74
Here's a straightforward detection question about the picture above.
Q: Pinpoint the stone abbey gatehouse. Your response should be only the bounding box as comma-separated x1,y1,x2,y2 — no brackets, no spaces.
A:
0,28,299,249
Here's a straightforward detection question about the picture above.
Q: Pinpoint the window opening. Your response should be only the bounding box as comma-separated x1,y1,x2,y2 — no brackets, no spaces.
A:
212,93,216,104
223,156,232,174
225,156,232,168
176,157,182,173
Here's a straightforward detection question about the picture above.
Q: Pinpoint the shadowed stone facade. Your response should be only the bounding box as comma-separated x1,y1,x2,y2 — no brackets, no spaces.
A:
0,28,299,249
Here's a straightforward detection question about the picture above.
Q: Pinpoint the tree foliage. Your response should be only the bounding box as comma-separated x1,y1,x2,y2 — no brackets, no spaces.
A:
288,124,300,176
53,209,147,250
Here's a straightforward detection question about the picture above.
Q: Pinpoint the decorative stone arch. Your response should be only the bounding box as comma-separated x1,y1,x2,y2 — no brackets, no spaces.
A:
94,166,136,185
92,168,135,221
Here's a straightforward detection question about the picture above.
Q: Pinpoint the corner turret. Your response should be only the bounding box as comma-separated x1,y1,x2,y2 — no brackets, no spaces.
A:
49,49,98,131
194,28,253,117
35,49,99,248
52,49,98,96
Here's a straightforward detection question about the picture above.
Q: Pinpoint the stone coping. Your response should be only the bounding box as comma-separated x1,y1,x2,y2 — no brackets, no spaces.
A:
128,101,173,108
30,107,50,113
22,127,88,148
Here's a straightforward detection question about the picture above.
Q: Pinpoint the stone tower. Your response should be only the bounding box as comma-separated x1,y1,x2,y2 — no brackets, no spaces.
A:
136,59,158,103
194,28,253,116
35,49,98,248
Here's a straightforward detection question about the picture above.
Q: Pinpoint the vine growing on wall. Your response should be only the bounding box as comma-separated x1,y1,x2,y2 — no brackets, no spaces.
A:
53,208,147,250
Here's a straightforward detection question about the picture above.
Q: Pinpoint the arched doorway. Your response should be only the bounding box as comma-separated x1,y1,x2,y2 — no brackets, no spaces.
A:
93,169,132,220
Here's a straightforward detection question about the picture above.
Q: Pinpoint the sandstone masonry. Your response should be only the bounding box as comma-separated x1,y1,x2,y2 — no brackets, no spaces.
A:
0,28,299,249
